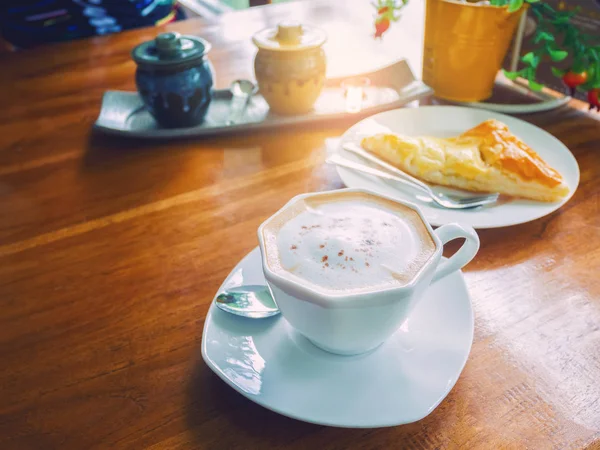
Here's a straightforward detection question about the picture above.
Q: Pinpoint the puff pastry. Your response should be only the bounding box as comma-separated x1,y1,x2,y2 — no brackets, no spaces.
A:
361,119,569,202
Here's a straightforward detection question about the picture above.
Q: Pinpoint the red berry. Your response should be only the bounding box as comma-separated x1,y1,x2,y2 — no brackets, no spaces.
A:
374,17,390,39
562,70,588,96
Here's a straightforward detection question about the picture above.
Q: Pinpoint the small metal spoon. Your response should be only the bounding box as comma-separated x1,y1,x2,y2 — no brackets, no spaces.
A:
226,79,258,125
215,285,280,318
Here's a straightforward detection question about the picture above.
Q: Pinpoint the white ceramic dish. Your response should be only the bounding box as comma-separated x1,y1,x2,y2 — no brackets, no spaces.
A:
335,106,580,229
201,247,474,428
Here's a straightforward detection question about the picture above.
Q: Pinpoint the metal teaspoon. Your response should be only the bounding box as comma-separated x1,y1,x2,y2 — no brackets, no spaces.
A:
215,285,280,318
226,79,258,125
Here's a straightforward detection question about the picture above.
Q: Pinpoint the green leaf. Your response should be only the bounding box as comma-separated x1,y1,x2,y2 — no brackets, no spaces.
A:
551,67,565,77
533,31,554,43
540,3,555,14
588,65,597,83
554,15,572,24
521,51,540,68
531,7,542,20
580,80,595,91
571,60,586,73
528,80,544,91
503,69,520,80
508,0,524,13
548,49,568,62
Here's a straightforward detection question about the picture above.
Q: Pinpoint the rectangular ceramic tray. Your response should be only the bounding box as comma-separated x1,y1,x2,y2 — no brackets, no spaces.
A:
94,59,432,139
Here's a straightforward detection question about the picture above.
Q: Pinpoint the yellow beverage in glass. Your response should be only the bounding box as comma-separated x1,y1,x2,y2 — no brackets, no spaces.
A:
422,0,525,102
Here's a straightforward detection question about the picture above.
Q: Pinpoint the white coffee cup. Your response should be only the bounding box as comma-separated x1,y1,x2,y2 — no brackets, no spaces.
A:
257,188,479,356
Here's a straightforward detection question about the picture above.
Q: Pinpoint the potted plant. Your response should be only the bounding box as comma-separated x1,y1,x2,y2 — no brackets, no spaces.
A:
373,0,600,110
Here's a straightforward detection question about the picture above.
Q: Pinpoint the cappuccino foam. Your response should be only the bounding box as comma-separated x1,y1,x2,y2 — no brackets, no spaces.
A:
262,192,436,294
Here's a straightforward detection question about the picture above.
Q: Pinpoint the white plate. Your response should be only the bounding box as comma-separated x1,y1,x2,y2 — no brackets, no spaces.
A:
335,106,580,229
202,247,474,428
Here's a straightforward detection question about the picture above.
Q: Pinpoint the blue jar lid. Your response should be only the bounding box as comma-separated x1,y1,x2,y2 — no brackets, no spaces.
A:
132,32,211,69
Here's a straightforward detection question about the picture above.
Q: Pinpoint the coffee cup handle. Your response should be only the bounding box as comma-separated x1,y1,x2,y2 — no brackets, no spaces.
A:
432,223,480,283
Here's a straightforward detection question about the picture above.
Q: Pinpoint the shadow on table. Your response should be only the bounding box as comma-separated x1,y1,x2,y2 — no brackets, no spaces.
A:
82,130,178,168
185,362,322,447
437,222,544,274
456,206,581,273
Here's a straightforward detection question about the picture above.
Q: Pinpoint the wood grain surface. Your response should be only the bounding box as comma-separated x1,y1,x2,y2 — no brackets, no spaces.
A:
1,1,599,449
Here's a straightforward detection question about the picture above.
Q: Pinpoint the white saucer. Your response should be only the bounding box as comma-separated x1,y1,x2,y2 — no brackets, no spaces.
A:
202,247,474,428
335,106,580,229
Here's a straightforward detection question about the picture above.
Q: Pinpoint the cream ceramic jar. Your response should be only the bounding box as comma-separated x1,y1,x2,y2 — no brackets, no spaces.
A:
252,21,327,115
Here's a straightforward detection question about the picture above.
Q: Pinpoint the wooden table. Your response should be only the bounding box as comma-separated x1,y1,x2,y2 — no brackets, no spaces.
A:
1,1,599,448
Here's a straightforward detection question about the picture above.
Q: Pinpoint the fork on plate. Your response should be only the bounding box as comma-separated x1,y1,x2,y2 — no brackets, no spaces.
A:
326,143,499,210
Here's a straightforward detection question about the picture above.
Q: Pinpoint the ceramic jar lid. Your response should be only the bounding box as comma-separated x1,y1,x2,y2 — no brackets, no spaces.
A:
132,32,211,68
252,21,327,52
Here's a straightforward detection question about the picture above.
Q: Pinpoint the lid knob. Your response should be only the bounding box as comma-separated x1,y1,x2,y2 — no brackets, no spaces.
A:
155,32,182,58
276,21,303,44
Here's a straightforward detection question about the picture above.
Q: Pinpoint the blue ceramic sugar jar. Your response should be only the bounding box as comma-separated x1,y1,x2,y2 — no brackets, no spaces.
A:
132,32,214,128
